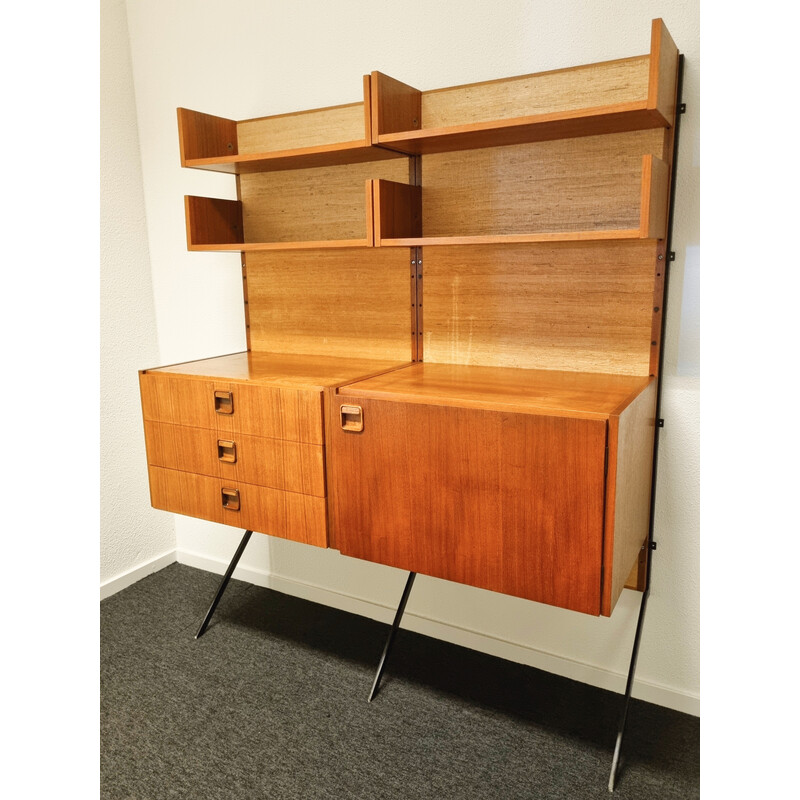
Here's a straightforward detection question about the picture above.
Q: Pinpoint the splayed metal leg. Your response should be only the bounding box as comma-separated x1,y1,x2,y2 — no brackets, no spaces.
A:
608,585,649,791
195,529,253,639
368,571,416,702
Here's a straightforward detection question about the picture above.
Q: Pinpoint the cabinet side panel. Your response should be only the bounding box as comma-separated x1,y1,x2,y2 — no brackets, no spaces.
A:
423,241,658,375
330,397,606,615
602,380,658,615
246,249,413,362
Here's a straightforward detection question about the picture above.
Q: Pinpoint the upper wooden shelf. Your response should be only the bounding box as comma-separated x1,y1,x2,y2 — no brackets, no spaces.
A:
177,76,405,174
370,19,678,155
338,362,654,421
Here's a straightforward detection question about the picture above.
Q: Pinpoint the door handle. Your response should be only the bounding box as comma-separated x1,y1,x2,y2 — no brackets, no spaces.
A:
340,404,364,432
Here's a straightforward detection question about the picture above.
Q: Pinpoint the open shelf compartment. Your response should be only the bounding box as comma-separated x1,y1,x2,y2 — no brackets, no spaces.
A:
178,76,405,174
185,154,412,251
374,152,669,246
370,19,678,155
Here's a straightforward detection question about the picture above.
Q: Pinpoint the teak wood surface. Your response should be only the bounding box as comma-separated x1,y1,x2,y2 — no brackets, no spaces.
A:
329,396,607,615
370,19,676,155
337,362,652,419
245,249,414,362
144,421,326,497
419,242,660,376
148,466,327,547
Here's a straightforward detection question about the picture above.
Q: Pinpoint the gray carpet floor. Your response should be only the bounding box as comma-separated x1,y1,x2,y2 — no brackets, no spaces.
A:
100,563,699,799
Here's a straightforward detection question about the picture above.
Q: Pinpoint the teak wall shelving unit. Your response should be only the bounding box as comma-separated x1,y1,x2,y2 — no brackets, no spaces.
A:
139,19,683,790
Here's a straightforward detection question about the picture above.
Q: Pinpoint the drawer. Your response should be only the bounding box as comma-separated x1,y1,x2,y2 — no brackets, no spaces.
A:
143,421,325,497
148,466,327,547
329,396,607,615
140,371,324,444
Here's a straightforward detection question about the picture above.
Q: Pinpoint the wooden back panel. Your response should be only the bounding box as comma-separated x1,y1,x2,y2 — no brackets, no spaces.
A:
420,56,650,130
238,100,368,153
421,129,667,237
422,241,658,376
238,158,408,243
246,249,413,361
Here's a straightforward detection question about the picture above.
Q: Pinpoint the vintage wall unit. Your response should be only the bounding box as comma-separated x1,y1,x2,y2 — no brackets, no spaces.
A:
139,19,682,790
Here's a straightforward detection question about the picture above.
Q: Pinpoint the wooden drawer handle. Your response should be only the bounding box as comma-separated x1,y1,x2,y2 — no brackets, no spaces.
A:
341,404,364,432
214,390,233,415
217,440,237,463
221,487,240,511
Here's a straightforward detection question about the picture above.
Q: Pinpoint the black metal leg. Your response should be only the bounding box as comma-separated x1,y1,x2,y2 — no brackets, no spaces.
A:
195,529,254,639
608,587,650,792
368,571,416,702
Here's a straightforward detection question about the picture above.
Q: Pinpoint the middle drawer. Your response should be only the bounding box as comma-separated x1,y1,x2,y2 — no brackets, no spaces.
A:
143,420,326,497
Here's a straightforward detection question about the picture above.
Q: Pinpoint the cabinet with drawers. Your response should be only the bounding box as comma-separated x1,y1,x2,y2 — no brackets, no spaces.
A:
140,18,679,619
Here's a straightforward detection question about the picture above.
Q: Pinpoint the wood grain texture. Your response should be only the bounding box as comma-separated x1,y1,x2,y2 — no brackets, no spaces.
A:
185,196,244,249
338,362,652,419
143,421,326,496
421,242,659,375
370,71,421,140
238,159,409,244
237,101,366,153
639,155,670,239
420,57,650,129
140,371,324,444
177,108,238,163
647,19,679,127
148,466,327,547
142,351,412,388
329,396,607,615
602,379,657,615
245,249,413,361
418,130,666,238
373,180,422,243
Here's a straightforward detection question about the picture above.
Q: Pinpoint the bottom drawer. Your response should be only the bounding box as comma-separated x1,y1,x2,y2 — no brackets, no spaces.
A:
148,466,327,547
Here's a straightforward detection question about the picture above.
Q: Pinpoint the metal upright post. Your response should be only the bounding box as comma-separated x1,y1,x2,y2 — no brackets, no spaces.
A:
608,54,685,793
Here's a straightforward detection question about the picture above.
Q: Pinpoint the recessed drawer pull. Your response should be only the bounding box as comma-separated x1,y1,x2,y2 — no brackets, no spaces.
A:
221,487,240,511
217,440,237,463
341,404,364,432
214,390,234,414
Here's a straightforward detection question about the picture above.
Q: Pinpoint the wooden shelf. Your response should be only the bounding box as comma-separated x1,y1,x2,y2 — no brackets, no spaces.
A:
178,76,407,173
338,361,653,420
185,155,412,251
370,19,678,155
373,153,669,246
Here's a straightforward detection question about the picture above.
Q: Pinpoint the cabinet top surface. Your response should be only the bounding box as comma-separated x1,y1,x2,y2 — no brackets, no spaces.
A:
338,362,653,419
143,351,412,390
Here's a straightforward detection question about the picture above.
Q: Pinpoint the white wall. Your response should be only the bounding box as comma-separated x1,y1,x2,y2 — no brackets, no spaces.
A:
121,0,700,713
100,0,175,596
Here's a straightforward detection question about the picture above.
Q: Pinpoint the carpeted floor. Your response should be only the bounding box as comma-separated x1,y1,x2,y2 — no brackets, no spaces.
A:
100,563,699,799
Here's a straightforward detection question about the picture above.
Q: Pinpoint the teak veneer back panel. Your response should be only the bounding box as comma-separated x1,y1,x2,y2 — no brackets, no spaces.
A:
239,159,409,243
246,249,414,361
420,56,651,130
420,130,667,237
422,241,658,375
237,102,368,153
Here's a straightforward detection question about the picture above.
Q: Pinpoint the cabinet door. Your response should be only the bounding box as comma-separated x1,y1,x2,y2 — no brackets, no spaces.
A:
330,397,607,615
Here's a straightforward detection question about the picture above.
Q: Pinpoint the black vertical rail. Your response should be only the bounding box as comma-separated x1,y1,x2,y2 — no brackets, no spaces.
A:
609,54,686,793
195,529,254,639
368,571,417,701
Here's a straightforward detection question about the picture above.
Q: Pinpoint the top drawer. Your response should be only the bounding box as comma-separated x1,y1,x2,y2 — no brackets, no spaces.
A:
140,371,324,444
